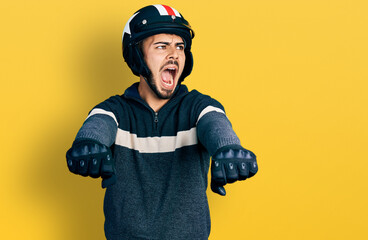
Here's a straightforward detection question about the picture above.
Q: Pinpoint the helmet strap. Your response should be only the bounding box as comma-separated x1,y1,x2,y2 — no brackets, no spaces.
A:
143,75,163,99
142,74,182,100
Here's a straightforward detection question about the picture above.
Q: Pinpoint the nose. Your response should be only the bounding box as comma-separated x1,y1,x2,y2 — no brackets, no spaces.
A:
167,45,179,59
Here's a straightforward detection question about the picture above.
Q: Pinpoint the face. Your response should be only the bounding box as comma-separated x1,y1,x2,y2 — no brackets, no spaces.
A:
142,33,186,99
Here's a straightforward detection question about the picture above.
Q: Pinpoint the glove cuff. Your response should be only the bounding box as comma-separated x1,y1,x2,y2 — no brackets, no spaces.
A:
72,138,106,147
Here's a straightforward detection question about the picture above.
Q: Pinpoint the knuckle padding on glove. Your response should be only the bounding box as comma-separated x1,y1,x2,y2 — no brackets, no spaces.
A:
66,140,112,178
78,156,89,176
67,150,108,177
212,148,258,183
210,147,258,196
248,161,258,177
211,160,227,185
238,161,249,180
224,162,238,183
89,157,101,178
101,153,114,177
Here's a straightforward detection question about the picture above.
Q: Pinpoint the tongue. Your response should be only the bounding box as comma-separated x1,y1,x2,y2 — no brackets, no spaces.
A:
161,70,173,84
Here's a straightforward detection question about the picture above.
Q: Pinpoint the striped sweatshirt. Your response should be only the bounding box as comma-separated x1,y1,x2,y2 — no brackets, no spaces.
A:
75,83,242,240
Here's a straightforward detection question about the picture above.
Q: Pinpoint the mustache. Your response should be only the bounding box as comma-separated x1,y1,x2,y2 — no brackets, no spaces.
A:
160,60,179,71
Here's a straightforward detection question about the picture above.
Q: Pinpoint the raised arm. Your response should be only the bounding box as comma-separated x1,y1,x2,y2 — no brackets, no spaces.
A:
66,99,119,188
196,101,258,196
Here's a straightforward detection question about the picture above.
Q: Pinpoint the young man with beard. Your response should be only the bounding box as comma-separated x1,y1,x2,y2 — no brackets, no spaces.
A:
66,4,258,240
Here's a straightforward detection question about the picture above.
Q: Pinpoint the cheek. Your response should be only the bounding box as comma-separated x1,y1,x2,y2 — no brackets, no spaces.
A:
145,55,160,73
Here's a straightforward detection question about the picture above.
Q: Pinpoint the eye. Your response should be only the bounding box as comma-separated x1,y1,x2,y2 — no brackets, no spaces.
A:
176,45,184,50
156,45,166,49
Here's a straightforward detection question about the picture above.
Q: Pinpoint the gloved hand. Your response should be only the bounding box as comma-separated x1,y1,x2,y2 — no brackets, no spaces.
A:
66,139,116,188
211,148,258,196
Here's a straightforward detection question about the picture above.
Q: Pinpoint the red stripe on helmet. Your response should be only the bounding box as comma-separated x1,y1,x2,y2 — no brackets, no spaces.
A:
162,5,176,16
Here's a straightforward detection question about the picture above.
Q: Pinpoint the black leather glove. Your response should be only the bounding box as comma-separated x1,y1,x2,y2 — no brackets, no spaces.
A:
66,139,116,188
211,148,258,196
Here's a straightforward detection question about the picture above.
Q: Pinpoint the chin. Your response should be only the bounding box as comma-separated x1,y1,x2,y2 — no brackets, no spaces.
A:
157,87,176,99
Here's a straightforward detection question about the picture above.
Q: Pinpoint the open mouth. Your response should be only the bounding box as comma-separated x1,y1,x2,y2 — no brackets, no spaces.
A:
161,67,177,89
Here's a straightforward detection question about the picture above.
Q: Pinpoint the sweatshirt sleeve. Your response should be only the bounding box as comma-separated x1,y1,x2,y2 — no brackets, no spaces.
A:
194,93,242,156
75,96,120,147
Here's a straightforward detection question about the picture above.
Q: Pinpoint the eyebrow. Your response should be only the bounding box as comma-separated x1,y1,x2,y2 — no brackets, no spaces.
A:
153,41,185,46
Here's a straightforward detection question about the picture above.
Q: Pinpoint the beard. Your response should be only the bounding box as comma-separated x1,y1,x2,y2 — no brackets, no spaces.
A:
146,71,176,100
147,75,173,99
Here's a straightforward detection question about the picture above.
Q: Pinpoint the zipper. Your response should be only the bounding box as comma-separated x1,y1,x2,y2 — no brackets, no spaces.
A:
123,84,188,131
124,93,159,130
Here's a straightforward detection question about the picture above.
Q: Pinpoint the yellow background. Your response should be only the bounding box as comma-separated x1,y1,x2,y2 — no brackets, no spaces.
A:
1,0,367,239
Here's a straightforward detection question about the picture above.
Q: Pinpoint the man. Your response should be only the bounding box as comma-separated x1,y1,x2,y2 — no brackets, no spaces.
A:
66,4,258,240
